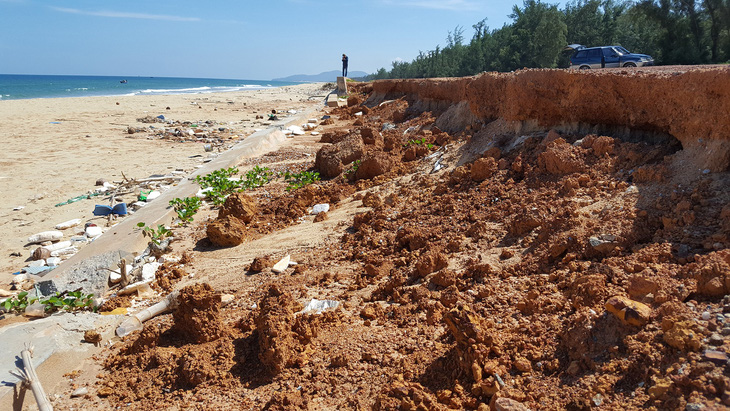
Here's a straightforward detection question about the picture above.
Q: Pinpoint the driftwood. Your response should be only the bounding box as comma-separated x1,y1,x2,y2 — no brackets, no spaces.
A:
11,343,53,411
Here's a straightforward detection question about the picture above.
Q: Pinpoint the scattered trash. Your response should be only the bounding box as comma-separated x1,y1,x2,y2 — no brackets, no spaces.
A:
12,343,52,411
272,255,291,273
71,387,89,398
55,218,82,230
145,190,161,202
300,298,339,314
24,301,46,317
116,290,180,337
310,204,330,215
287,125,306,136
55,191,103,207
27,231,63,245
204,144,213,152
13,206,24,211
92,203,128,216
85,225,103,238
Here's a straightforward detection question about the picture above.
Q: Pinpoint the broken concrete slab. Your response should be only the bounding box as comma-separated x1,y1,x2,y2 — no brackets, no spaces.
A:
37,250,133,297
0,312,122,409
337,76,348,94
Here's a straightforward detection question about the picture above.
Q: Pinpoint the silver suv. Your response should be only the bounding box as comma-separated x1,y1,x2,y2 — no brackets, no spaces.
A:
569,45,654,69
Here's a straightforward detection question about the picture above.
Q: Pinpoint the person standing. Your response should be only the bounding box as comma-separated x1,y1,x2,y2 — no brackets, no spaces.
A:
342,54,349,77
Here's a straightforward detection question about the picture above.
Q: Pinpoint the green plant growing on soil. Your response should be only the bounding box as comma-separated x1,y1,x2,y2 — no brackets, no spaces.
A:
169,197,202,225
195,166,243,205
137,222,172,246
40,290,96,313
242,166,274,190
283,170,321,191
2,291,37,313
344,160,361,180
405,137,434,149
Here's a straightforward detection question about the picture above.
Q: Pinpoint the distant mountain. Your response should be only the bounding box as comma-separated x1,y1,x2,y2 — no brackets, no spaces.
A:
272,70,369,82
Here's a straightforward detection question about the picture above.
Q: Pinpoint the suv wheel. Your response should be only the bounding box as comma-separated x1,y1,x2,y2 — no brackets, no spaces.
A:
579,65,590,70
623,62,637,67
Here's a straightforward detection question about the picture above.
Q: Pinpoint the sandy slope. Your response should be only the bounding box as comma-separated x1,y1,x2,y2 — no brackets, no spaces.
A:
0,83,329,288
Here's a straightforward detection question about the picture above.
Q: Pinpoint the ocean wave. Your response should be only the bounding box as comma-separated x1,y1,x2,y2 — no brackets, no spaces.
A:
132,84,274,96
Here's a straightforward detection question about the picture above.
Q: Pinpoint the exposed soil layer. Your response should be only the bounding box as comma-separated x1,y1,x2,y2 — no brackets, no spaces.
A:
95,68,730,410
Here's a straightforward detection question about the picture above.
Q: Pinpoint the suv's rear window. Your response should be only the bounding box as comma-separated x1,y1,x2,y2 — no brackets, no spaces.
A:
574,50,587,59
587,49,601,58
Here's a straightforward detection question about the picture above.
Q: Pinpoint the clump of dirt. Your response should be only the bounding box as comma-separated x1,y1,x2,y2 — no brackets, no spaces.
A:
100,283,236,406
254,284,308,374
98,294,133,312
218,192,257,223
153,264,186,292
206,214,248,247
173,283,225,343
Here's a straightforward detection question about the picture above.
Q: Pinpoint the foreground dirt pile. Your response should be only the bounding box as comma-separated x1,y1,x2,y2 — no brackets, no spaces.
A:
95,68,730,410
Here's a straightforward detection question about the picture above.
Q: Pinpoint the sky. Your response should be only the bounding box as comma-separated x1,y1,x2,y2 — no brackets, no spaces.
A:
0,0,565,80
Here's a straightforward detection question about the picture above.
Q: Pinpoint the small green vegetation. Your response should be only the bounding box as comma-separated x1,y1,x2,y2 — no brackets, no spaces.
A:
169,197,202,225
283,170,321,191
40,290,96,313
2,291,36,313
2,290,96,314
137,222,172,246
344,160,361,180
241,165,274,190
195,166,242,205
405,137,434,149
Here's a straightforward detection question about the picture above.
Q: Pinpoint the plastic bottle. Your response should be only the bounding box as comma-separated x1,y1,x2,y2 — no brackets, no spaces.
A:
116,290,179,337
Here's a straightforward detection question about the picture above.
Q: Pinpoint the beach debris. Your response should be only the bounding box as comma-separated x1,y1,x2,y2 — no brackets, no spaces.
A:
27,231,63,245
145,190,161,202
116,290,180,337
83,330,102,345
310,203,330,215
24,302,45,318
71,387,89,398
10,343,53,411
55,218,82,230
85,225,103,238
13,206,24,211
272,255,291,273
301,298,339,314
55,191,103,207
287,125,306,136
92,203,128,216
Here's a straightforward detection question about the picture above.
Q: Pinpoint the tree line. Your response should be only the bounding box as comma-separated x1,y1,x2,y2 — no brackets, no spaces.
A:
367,0,730,80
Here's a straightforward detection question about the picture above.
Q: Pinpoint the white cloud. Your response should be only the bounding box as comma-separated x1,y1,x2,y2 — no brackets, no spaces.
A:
382,0,480,11
51,7,201,22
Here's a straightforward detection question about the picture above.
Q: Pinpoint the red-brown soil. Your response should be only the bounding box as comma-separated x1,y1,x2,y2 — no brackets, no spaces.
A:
88,68,730,410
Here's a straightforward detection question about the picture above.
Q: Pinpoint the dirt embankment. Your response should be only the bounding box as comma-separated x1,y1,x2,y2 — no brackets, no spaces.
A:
80,68,730,410
368,66,730,172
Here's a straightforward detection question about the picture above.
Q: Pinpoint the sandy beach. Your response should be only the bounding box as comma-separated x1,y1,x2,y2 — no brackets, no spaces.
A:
0,83,328,288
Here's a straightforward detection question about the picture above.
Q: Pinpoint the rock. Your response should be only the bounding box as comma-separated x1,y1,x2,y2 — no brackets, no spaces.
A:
471,157,498,182
362,192,382,208
221,294,235,306
701,311,712,320
272,255,291,273
663,320,702,351
605,296,651,326
589,234,619,254
649,378,672,400
71,387,89,397
207,215,248,247
709,333,724,346
493,397,531,411
702,349,728,364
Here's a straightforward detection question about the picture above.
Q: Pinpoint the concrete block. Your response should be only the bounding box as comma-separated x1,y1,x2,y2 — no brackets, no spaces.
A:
337,76,348,94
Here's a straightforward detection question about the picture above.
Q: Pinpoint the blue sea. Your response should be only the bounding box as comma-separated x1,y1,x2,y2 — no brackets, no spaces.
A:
0,74,301,100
